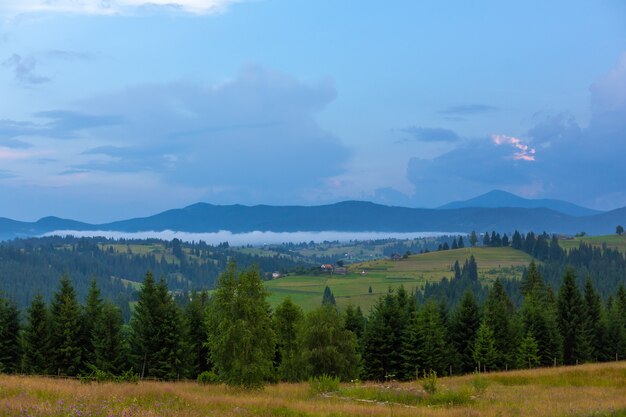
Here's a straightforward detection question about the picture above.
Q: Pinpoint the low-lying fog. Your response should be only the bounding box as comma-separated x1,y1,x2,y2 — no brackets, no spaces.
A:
43,230,459,246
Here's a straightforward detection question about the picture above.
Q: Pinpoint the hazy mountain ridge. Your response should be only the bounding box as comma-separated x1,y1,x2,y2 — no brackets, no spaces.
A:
1,198,624,241
439,190,602,217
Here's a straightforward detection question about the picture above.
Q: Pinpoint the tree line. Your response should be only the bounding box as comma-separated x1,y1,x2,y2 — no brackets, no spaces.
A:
0,235,315,315
1,258,626,387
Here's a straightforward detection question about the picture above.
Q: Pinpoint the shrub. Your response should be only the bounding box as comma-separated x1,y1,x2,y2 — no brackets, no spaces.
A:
470,373,490,396
308,374,340,395
197,370,220,385
421,370,438,395
80,366,139,384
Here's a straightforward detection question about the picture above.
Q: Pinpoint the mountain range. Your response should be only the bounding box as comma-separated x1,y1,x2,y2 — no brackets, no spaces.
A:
0,191,623,240
438,190,601,217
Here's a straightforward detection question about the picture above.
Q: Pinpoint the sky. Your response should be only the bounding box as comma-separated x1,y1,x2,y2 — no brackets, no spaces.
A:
0,0,625,222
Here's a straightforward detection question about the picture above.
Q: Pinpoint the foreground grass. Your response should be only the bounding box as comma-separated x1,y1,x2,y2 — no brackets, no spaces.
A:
3,362,626,417
266,247,531,311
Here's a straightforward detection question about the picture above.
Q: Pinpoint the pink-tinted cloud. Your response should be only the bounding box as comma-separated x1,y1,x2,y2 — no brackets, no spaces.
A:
491,134,536,161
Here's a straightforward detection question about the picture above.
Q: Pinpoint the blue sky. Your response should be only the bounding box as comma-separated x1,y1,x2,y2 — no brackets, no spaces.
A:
1,0,625,222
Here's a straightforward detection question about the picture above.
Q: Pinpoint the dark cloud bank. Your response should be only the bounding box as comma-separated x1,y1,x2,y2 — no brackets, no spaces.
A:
400,54,626,210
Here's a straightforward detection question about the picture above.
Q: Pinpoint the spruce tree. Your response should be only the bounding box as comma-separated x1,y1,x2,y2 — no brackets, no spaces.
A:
605,299,626,361
483,279,517,370
516,331,540,369
473,322,497,372
469,231,478,247
523,297,562,366
415,301,447,375
344,304,366,341
511,230,523,250
92,302,126,374
49,276,83,376
82,278,103,370
557,269,592,364
22,294,50,374
153,278,186,379
583,278,606,361
361,288,405,380
184,290,210,378
322,286,336,306
0,296,21,373
274,297,305,381
130,272,160,378
453,260,461,281
451,291,481,373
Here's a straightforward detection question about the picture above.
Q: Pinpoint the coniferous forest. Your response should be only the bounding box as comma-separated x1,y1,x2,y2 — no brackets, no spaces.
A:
0,231,626,387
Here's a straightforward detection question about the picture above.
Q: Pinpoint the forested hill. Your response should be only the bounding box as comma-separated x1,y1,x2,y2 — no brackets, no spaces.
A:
0,236,318,318
1,201,625,240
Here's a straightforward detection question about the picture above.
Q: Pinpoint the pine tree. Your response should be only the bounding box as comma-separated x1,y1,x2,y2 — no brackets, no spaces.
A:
451,238,458,250
22,294,50,374
207,263,276,388
557,269,592,364
458,236,465,248
301,304,359,380
49,276,83,376
0,296,21,373
274,297,305,381
451,291,481,373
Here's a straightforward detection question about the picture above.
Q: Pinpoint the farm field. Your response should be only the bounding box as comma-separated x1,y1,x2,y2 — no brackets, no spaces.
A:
265,247,532,312
2,362,626,417
559,234,626,253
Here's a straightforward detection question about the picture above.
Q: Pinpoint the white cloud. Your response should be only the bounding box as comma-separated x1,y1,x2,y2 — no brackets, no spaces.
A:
0,0,245,16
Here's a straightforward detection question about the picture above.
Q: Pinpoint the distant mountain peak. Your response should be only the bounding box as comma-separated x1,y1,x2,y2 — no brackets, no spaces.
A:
439,190,601,217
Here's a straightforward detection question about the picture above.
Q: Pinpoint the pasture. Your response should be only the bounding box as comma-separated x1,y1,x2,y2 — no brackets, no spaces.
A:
265,247,532,312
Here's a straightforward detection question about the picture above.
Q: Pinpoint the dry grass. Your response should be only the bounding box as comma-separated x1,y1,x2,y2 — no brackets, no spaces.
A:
2,362,626,417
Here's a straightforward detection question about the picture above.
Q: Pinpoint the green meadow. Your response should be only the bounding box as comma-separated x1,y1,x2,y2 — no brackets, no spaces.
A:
559,234,626,253
265,247,532,312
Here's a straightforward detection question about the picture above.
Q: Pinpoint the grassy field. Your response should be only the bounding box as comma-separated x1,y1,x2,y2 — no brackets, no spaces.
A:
265,247,532,312
559,234,626,253
2,362,626,416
